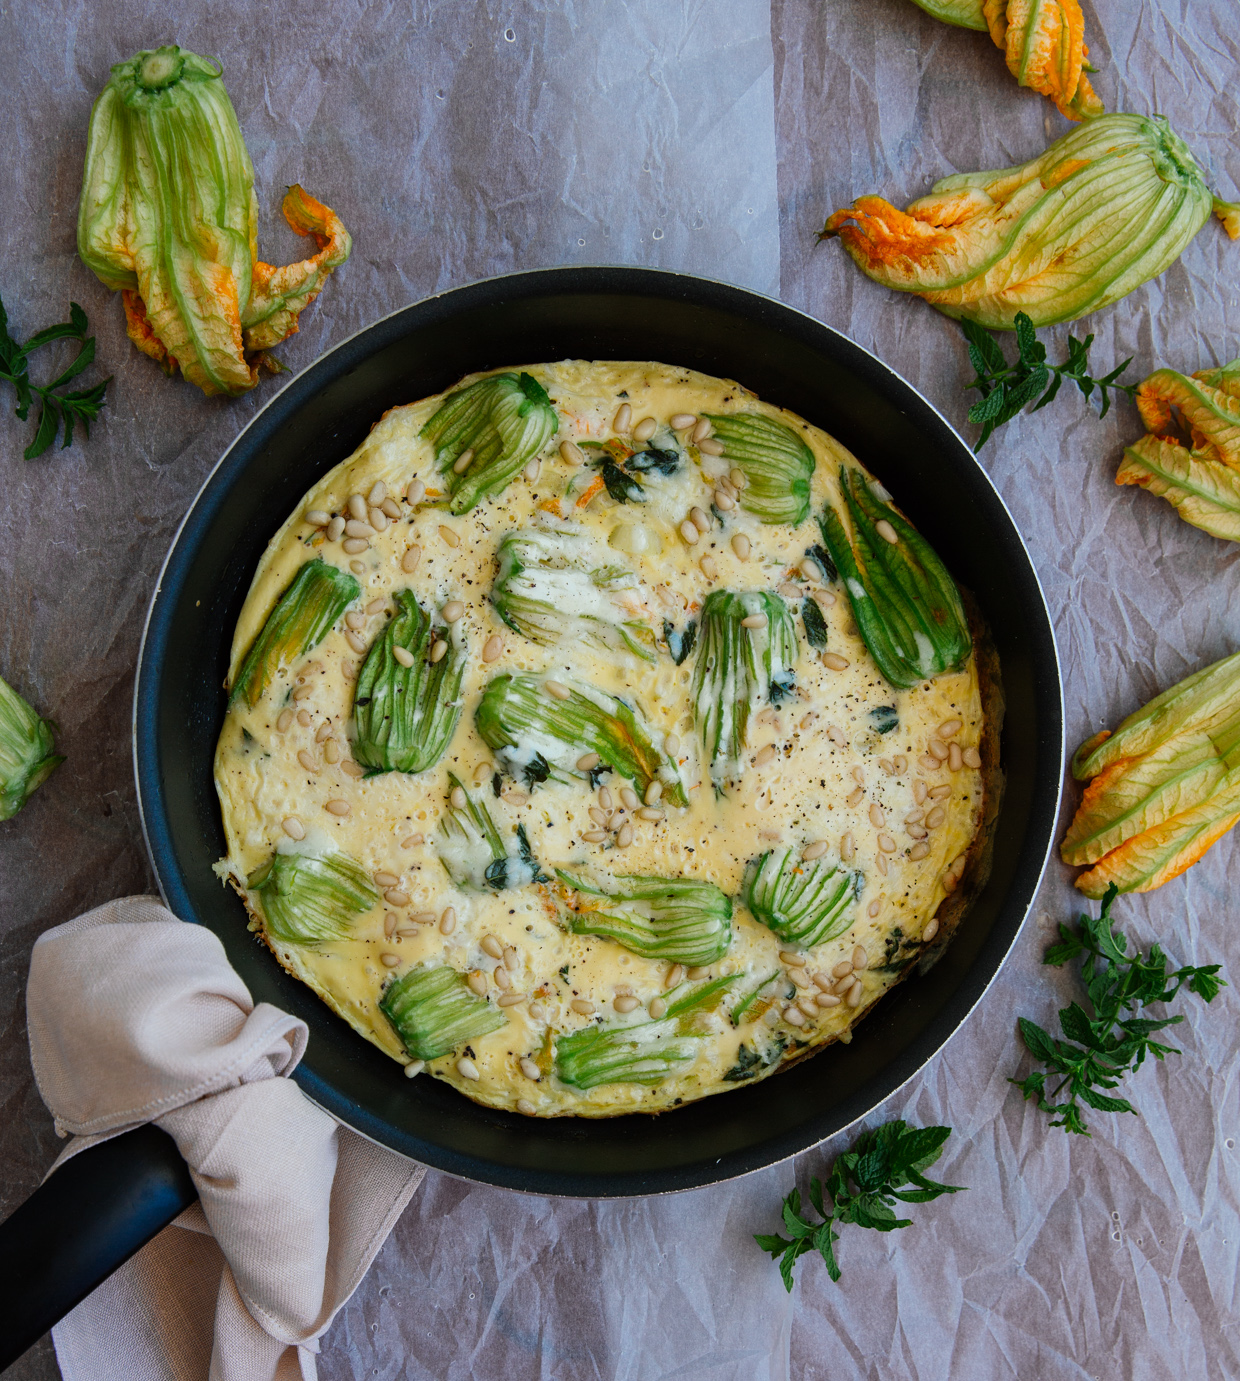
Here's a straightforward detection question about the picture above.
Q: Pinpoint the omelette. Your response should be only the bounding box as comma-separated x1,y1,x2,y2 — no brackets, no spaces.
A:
213,361,1002,1118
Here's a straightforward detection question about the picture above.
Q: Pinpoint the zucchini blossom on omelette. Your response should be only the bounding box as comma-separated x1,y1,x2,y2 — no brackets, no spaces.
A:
822,113,1240,330
77,45,352,397
1062,650,1240,896
1117,358,1240,544
908,0,1102,122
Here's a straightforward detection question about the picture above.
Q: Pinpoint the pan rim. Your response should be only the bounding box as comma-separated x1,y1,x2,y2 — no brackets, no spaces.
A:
134,265,1064,1196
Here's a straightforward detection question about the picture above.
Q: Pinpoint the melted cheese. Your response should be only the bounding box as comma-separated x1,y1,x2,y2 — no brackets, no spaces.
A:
214,361,986,1117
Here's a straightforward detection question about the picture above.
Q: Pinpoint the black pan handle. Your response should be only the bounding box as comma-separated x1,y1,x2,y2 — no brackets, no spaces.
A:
0,1124,197,1372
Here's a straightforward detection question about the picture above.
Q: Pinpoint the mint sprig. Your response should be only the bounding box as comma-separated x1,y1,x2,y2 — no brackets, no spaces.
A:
1012,884,1225,1136
755,1120,965,1289
0,294,111,459
962,311,1137,452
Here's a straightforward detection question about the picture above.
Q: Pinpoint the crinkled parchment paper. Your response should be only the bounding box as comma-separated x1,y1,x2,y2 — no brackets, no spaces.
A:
0,1,1237,1378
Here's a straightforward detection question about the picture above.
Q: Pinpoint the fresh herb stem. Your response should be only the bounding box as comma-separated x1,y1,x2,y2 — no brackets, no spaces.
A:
962,311,1137,452
0,295,111,459
755,1120,964,1289
1012,884,1225,1135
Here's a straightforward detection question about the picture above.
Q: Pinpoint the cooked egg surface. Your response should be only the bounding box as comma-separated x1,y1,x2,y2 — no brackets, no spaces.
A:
214,361,988,1117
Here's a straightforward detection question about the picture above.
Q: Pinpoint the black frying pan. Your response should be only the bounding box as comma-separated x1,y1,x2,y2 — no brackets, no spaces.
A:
0,268,1063,1367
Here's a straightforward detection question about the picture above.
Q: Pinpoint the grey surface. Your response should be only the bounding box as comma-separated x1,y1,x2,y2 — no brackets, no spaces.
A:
2,1,1238,1378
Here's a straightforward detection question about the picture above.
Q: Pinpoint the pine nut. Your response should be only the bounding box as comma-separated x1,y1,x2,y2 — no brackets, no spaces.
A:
598,786,613,809
282,816,305,840
613,403,632,433
438,525,460,548
452,447,475,474
457,1057,480,1080
643,780,663,805
381,498,401,520
571,998,595,1015
851,946,868,971
869,804,885,827
948,743,963,772
614,994,640,1013
560,440,584,466
277,709,294,732
633,416,657,442
690,506,711,533
345,611,365,631
741,613,768,629
649,997,668,1019
679,520,700,545
306,508,330,526
789,968,812,989
802,840,828,860
384,888,410,906
442,599,465,623
878,833,896,852
324,740,340,763
846,981,864,1008
813,587,836,607
616,822,634,848
939,719,962,739
671,412,697,429
379,953,401,969
799,559,819,581
919,753,941,772
875,519,898,544
698,438,725,455
467,970,488,995
523,458,541,483
292,684,315,702
401,835,425,849
348,494,368,521
847,786,865,808
483,635,504,663
699,554,719,579
692,418,713,442
327,516,346,542
430,640,448,663
930,784,953,799
731,533,751,560
369,508,389,531
714,490,735,510
926,807,946,829
374,871,400,887
499,993,526,1007
582,830,608,843
754,744,777,767
828,726,847,747
448,786,467,811
666,964,686,989
894,755,907,773
942,874,958,894
325,799,350,816
963,746,981,768
840,831,855,861
402,544,422,573
817,992,842,1008
907,824,927,840
665,735,680,756
577,752,601,771
340,759,364,777
494,966,512,990
729,467,747,489
913,781,928,804
923,918,940,941
823,653,849,671
345,630,367,654
342,538,369,555
929,739,949,761
297,750,318,772
909,841,930,859
546,679,570,700
439,907,456,934
867,899,881,917
344,519,374,539
520,1057,541,1080
784,1006,806,1027
528,1002,546,1022
503,946,520,972
405,478,426,504
876,854,888,876
477,934,503,959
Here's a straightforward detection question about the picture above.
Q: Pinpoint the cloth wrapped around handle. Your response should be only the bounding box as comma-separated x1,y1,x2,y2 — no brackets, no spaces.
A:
26,896,424,1381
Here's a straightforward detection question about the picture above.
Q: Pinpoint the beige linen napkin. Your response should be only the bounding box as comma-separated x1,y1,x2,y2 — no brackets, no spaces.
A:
26,896,425,1381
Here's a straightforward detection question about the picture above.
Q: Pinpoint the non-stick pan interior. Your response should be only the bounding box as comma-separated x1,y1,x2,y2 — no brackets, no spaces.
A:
136,268,1061,1196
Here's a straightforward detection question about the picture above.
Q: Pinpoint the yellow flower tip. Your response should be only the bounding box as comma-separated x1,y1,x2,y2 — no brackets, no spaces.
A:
1214,199,1240,241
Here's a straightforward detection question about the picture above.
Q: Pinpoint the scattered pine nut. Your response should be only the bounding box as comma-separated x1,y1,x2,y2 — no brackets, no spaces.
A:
325,799,351,816
698,437,725,455
560,440,584,466
401,544,422,573
457,1057,480,1080
875,519,898,544
632,416,657,442
438,525,460,548
282,817,305,840
483,635,504,663
671,412,697,429
731,533,751,560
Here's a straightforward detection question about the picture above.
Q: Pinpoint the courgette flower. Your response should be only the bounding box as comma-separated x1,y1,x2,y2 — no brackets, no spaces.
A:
1062,650,1240,895
1117,359,1240,543
78,45,352,396
909,0,1102,122
822,114,1240,330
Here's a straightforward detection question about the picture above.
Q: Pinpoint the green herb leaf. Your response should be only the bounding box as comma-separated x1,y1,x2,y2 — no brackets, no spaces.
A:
962,312,1136,451
755,1120,964,1290
1012,884,1225,1134
0,294,111,459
